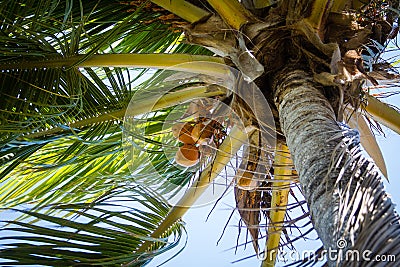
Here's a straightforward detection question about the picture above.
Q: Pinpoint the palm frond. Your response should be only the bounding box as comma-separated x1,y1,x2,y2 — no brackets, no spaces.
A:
0,123,126,207
0,185,185,266
0,64,228,208
0,0,211,140
0,66,132,187
0,1,214,200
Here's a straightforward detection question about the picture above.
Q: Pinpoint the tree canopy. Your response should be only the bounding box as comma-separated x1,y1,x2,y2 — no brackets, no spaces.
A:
1,1,400,266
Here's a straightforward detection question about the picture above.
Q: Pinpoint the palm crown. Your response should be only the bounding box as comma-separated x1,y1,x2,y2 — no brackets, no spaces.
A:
1,1,400,266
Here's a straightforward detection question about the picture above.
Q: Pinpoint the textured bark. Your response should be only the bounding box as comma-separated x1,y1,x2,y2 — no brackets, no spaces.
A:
273,68,400,266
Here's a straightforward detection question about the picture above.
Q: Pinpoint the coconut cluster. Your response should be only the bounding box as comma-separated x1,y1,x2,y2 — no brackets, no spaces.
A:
172,120,218,167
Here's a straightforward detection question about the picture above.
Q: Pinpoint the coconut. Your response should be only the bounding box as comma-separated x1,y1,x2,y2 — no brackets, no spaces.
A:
175,144,200,167
172,122,195,144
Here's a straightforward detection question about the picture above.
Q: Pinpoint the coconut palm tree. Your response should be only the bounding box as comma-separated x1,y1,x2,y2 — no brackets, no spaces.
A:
1,0,400,266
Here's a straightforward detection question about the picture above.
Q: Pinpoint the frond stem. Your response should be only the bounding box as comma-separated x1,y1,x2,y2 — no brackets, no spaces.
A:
331,0,350,12
0,54,224,71
22,85,226,139
262,143,293,267
305,0,333,39
365,94,400,135
205,0,256,30
150,0,210,23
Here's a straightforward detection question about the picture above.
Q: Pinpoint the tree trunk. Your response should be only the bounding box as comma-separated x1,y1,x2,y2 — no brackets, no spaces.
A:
273,68,400,266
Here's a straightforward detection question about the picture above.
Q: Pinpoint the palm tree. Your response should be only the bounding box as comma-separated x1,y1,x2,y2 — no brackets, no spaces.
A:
1,0,400,266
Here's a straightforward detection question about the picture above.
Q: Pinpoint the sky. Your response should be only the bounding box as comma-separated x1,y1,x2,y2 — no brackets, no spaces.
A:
150,94,400,267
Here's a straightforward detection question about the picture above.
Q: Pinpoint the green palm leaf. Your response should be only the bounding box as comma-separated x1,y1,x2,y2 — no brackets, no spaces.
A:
0,185,184,266
0,0,209,139
0,0,211,196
